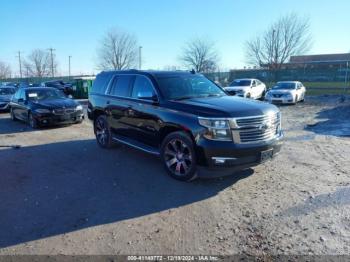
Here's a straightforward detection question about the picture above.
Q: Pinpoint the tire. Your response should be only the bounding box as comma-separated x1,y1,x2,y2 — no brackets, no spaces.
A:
294,95,298,105
94,115,114,148
10,108,17,121
160,131,198,181
246,93,251,99
28,112,39,129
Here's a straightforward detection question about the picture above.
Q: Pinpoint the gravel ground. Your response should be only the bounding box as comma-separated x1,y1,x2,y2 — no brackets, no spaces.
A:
0,95,349,255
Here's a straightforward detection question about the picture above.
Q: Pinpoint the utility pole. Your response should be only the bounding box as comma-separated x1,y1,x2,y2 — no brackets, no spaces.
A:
48,48,56,77
17,51,23,78
139,46,142,70
68,56,72,79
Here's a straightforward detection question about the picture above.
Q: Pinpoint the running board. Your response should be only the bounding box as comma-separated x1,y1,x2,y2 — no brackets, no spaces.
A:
112,135,160,156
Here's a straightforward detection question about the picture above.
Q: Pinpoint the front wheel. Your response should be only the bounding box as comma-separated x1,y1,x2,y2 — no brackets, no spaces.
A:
160,131,197,181
28,112,39,129
94,115,114,148
10,108,17,121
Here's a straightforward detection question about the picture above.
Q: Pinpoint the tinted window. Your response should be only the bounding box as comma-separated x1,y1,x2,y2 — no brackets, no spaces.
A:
230,80,251,86
157,75,225,100
132,76,155,99
273,82,297,90
109,75,132,97
26,89,65,101
91,72,113,94
13,90,21,100
0,88,16,95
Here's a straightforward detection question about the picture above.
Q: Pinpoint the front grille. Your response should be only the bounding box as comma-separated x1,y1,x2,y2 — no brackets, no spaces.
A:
53,107,75,115
273,94,283,98
227,90,236,96
232,112,281,144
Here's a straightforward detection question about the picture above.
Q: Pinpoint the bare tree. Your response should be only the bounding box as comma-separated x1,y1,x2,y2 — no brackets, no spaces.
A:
23,49,57,77
179,38,219,73
245,13,312,70
97,28,138,70
0,61,11,79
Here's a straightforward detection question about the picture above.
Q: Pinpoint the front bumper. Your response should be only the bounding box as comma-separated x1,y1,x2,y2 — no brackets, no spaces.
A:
33,111,84,126
265,97,295,104
195,133,283,177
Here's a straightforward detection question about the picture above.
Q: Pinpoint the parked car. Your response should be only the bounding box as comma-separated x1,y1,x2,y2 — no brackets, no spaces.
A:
88,70,283,181
41,80,74,96
265,81,306,105
224,78,266,99
0,86,16,111
10,87,84,128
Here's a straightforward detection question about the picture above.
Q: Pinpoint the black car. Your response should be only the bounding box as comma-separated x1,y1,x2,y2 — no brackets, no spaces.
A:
88,70,283,181
10,87,84,128
41,80,74,96
0,86,16,111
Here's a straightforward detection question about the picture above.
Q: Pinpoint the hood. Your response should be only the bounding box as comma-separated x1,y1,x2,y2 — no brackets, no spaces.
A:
31,98,78,109
169,96,278,118
0,94,13,102
224,86,250,92
268,89,295,95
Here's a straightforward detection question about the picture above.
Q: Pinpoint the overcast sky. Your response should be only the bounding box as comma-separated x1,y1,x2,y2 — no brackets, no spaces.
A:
1,0,349,76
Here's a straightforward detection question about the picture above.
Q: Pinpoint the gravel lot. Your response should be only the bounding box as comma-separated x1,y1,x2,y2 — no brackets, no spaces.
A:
0,95,349,255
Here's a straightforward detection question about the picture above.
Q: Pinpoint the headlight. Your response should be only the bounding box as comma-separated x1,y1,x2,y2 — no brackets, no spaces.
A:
76,105,83,111
35,108,51,114
198,118,232,141
284,93,293,98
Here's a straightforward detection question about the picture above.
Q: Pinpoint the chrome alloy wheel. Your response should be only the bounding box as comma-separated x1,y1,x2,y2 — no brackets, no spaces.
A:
164,138,193,176
95,118,108,146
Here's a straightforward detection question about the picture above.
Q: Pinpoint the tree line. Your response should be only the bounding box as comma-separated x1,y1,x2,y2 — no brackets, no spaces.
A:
0,13,311,80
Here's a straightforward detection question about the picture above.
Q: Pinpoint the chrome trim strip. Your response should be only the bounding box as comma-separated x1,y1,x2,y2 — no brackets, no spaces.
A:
112,137,160,156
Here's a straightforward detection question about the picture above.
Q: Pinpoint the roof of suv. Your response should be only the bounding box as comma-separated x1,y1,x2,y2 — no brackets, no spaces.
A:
100,70,198,78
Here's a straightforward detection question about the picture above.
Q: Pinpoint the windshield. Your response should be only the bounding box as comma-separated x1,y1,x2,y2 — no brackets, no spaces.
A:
230,79,251,86
26,89,66,101
0,88,16,95
156,75,226,100
273,82,296,90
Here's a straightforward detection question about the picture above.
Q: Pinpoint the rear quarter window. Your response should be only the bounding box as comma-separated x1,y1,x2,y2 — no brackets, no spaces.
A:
91,73,113,94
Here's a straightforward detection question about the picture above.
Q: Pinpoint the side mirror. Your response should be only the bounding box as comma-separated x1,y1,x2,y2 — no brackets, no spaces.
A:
137,91,158,102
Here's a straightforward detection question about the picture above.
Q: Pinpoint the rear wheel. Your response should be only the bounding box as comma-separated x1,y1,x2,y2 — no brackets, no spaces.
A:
160,131,197,181
94,115,114,148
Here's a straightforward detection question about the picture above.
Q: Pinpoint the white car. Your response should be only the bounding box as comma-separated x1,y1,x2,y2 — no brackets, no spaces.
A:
224,78,266,100
265,81,306,105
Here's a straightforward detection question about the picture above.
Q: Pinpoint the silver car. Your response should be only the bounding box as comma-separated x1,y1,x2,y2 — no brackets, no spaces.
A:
265,81,306,105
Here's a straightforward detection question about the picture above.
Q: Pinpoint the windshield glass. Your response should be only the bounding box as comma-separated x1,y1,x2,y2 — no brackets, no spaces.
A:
0,88,16,95
26,89,66,101
156,75,226,100
273,82,296,90
230,79,251,86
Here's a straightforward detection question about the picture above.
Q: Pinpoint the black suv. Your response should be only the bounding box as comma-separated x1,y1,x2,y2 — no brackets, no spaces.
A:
88,70,283,181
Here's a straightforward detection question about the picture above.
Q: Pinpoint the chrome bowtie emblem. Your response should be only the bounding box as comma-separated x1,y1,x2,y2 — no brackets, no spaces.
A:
258,122,271,131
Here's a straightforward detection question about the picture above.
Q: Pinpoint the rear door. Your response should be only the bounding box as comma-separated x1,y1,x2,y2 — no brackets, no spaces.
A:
106,74,134,138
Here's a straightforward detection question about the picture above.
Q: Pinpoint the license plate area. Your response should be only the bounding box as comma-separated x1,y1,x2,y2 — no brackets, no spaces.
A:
260,149,274,162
